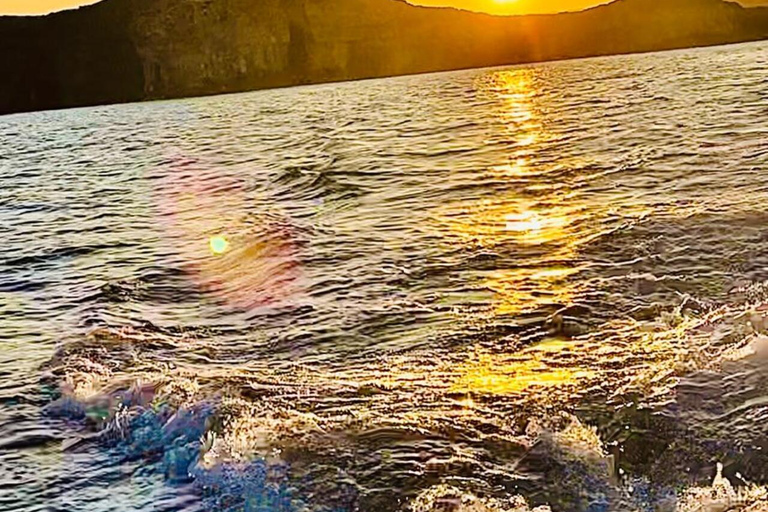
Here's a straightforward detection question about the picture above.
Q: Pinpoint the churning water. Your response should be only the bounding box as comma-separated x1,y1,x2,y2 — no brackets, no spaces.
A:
2,41,768,512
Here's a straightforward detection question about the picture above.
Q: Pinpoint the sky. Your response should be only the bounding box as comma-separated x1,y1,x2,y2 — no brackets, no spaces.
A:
1,0,763,16
0,0,607,16
0,0,100,15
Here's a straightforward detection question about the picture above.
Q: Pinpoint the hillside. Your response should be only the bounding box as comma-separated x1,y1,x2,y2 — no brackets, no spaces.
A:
0,0,767,115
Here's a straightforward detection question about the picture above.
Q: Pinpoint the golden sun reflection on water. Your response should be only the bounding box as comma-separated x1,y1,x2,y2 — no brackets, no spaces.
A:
485,264,583,316
446,300,748,402
504,210,543,233
429,69,593,318
433,192,591,315
489,157,530,178
451,342,593,396
489,69,547,149
502,204,579,245
431,69,658,318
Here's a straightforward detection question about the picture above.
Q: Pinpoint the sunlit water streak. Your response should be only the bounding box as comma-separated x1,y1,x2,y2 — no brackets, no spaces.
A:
1,41,768,512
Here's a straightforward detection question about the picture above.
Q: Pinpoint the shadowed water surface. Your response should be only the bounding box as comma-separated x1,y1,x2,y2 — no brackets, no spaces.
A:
1,42,768,512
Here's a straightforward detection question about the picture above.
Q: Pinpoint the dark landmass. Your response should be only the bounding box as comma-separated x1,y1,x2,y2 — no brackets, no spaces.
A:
1,0,767,115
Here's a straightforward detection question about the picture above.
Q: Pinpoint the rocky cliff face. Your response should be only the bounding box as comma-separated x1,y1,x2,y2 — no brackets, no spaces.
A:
0,0,767,115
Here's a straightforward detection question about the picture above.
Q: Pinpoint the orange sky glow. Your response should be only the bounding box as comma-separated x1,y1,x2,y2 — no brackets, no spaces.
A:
0,0,607,15
0,0,100,15
2,0,762,17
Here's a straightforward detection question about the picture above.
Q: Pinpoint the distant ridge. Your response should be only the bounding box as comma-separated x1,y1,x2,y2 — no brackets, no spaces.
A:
0,0,766,115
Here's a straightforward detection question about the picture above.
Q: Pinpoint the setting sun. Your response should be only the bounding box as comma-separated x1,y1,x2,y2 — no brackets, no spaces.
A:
408,0,609,15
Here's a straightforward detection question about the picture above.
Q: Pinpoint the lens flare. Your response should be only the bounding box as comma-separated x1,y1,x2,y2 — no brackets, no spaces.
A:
152,158,304,311
209,235,230,255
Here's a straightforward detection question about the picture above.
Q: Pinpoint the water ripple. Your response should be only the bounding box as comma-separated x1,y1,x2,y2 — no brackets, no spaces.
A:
1,41,768,512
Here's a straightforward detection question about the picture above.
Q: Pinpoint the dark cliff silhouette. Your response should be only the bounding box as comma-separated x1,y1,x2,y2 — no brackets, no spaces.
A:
1,0,767,115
